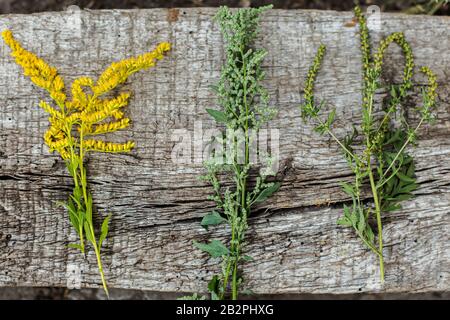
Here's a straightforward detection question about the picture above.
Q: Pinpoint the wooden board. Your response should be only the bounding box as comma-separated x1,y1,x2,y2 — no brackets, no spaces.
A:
0,8,449,295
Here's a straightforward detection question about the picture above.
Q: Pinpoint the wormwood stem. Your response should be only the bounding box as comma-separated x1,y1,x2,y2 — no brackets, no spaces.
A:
368,163,385,282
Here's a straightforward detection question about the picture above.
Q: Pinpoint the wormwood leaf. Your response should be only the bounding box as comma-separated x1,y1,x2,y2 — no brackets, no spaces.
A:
206,108,227,123
99,214,112,249
327,108,336,128
241,255,254,262
193,239,230,258
357,208,366,234
254,182,281,203
67,243,84,252
201,211,227,230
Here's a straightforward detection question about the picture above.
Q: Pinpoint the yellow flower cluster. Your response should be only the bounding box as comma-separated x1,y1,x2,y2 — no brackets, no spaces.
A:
420,66,438,121
354,6,371,71
2,30,171,158
421,66,437,101
92,42,171,95
2,30,67,106
301,44,326,120
84,140,135,153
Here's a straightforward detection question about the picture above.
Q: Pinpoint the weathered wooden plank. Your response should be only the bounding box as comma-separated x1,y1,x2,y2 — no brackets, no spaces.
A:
0,8,449,295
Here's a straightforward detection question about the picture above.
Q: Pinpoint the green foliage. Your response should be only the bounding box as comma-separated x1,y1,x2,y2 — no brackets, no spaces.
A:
201,211,228,230
193,5,278,300
300,6,438,282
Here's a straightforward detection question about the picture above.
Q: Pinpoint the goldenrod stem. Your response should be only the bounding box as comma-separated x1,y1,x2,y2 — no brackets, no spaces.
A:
93,244,109,298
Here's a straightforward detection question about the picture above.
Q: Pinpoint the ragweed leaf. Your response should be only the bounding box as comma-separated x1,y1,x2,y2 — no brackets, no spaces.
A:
201,211,227,230
254,182,281,203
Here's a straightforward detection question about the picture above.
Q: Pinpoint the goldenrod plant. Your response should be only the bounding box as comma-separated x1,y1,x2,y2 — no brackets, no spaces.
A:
185,6,279,300
2,30,170,297
300,6,437,282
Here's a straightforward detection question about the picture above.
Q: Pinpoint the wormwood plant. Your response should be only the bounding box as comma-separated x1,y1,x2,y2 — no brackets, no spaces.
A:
300,7,437,282
2,30,170,296
192,6,279,300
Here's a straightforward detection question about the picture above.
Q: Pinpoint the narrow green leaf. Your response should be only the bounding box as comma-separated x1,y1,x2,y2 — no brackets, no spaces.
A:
326,108,336,128
85,193,93,224
396,171,416,183
399,183,418,194
67,243,83,252
387,193,414,202
84,221,94,243
99,214,112,249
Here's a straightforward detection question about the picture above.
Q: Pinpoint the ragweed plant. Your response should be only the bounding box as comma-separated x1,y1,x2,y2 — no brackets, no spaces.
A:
192,6,279,300
300,7,437,282
2,30,170,296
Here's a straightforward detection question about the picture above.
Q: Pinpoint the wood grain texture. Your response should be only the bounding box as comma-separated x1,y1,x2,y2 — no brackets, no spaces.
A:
0,8,449,295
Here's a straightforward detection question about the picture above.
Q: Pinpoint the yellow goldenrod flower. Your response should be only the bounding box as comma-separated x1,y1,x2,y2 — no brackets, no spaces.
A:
2,30,67,107
93,42,171,95
89,118,131,135
2,29,170,298
84,139,135,153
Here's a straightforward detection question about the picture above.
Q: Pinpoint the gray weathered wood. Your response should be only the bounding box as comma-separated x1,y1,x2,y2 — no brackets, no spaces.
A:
0,8,449,295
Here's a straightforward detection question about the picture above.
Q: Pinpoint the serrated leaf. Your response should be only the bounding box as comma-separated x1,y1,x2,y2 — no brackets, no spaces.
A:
193,239,229,258
340,182,354,197
357,208,366,233
365,225,375,244
337,216,352,227
201,211,227,230
67,243,83,252
206,108,227,123
254,182,280,203
396,171,416,183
